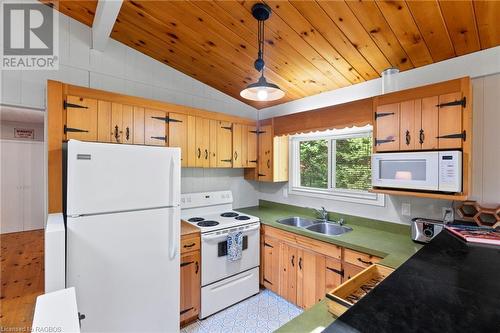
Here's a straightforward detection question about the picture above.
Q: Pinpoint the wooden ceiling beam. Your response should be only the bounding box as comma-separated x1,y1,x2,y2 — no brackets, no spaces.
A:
91,0,123,51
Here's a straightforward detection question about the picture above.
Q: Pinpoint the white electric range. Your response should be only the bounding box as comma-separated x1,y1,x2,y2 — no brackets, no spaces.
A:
181,191,260,319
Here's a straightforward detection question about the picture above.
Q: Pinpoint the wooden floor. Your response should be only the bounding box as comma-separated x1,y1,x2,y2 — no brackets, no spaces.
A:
0,230,44,329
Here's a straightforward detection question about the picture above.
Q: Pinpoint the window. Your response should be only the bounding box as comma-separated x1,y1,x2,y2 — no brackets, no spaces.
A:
289,126,384,206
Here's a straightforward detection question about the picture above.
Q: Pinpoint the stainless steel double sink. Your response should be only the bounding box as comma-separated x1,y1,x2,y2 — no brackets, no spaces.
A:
276,217,352,236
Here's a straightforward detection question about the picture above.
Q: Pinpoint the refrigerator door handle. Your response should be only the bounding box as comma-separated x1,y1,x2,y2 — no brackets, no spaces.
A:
168,156,177,260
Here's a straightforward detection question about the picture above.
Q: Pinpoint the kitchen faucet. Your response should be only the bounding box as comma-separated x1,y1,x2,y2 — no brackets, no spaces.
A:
313,207,328,221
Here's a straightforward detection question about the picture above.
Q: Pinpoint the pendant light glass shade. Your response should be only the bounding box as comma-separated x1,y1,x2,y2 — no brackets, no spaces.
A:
240,3,284,102
240,75,285,101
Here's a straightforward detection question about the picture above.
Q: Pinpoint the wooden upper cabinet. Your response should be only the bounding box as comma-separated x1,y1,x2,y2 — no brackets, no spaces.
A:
97,100,111,143
110,103,124,143
121,105,134,144
374,103,400,152
168,113,188,167
232,124,243,168
209,120,218,168
438,92,464,149
133,106,145,145
186,116,196,167
399,100,417,150
65,95,98,141
195,117,210,168
258,125,273,181
262,235,280,294
420,96,439,150
144,109,167,146
216,121,233,167
247,126,258,168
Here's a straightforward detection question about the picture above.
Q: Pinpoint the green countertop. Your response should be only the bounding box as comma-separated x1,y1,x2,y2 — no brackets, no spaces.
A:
237,201,423,333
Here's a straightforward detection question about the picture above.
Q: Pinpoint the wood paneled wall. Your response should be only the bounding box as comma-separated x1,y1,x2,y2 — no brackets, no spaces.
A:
272,98,373,136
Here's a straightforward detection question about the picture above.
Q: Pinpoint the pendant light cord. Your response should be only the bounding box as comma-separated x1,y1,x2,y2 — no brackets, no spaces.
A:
258,18,265,75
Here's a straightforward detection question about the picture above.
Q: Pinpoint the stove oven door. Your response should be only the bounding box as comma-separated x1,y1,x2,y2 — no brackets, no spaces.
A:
201,223,260,286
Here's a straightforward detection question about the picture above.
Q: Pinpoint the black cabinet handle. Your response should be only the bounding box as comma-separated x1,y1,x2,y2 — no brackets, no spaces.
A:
419,129,425,144
267,159,270,168
180,261,194,267
299,257,302,270
357,257,373,265
234,151,238,161
183,243,195,248
291,255,295,267
205,149,208,160
405,130,410,145
197,148,201,158
125,127,130,141
114,125,120,142
195,261,199,274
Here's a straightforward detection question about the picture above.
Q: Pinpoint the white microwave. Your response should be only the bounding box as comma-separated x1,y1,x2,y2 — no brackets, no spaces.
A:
372,151,462,193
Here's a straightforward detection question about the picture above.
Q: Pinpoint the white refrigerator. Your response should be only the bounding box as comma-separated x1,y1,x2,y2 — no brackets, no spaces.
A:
65,140,180,332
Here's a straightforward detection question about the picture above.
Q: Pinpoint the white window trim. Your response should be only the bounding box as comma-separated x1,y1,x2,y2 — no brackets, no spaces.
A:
288,126,385,207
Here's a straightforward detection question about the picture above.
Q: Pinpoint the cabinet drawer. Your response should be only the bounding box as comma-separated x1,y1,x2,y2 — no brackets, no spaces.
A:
344,248,382,268
181,236,200,254
326,264,394,317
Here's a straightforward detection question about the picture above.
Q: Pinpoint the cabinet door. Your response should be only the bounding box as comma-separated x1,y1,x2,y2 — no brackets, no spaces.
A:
399,100,417,150
65,95,98,141
122,105,134,144
232,123,243,168
97,101,111,143
247,125,258,168
297,249,325,309
279,243,298,304
273,135,289,182
209,120,218,168
144,109,167,146
241,125,248,167
262,236,280,294
168,113,188,167
438,92,463,149
258,125,272,181
216,121,233,167
324,257,342,294
186,116,196,167
1,141,25,233
195,118,210,168
342,262,364,282
374,103,400,152
111,103,123,143
133,106,145,144
22,142,45,231
420,96,439,150
180,251,200,323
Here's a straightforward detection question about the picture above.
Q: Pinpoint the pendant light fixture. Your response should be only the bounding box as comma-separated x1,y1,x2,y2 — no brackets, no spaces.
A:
240,3,285,102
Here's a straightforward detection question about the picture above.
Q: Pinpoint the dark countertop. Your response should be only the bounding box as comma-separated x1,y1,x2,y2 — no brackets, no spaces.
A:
325,231,500,333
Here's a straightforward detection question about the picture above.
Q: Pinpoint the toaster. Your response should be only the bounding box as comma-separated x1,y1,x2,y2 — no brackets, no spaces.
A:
411,218,445,243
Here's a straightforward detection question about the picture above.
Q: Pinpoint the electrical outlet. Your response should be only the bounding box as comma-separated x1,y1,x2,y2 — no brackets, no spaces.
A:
402,203,411,217
442,207,454,223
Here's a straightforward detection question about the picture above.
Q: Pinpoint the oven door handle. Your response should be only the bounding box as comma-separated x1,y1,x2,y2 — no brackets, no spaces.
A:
202,225,260,242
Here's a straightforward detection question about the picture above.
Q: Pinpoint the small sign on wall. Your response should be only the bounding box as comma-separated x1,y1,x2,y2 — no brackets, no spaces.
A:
14,128,35,140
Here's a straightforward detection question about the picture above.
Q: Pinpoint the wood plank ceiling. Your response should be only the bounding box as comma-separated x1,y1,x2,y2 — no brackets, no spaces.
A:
42,0,500,109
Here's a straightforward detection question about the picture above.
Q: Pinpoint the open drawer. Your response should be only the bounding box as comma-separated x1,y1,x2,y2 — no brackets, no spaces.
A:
326,264,394,317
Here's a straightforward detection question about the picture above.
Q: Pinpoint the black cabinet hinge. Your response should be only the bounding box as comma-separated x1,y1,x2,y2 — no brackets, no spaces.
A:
180,261,194,267
436,97,466,108
258,173,266,177
264,242,274,248
436,130,466,141
151,136,167,142
221,126,233,131
249,159,258,163
151,116,182,123
64,101,88,109
375,138,395,145
64,125,88,134
221,159,232,163
180,307,194,315
375,112,395,119
326,266,344,277
263,278,273,285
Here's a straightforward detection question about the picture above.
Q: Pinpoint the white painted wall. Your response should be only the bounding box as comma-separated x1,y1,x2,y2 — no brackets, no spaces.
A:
0,121,44,141
258,74,500,225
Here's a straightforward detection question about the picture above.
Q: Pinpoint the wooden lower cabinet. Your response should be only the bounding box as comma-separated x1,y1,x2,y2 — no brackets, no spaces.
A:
180,233,200,327
261,225,381,309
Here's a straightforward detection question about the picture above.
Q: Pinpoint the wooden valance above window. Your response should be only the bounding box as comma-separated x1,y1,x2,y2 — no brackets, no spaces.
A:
271,98,373,136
